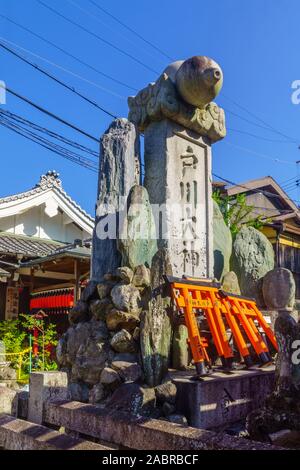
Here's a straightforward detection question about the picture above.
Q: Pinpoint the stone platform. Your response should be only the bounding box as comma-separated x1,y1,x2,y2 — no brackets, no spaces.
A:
171,365,275,430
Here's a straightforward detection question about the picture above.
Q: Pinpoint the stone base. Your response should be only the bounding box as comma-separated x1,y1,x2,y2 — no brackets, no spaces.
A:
171,366,275,430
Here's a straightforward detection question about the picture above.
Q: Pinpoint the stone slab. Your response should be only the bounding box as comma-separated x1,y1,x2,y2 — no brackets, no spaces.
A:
144,121,213,278
0,414,111,450
44,400,280,450
28,371,70,424
171,366,275,430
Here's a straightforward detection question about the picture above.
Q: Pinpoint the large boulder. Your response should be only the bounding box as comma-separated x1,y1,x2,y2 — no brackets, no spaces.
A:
111,361,142,382
231,226,274,304
68,300,90,324
110,329,137,353
106,383,156,417
213,200,232,281
118,185,158,269
106,309,140,332
111,284,141,314
263,268,295,310
56,320,111,385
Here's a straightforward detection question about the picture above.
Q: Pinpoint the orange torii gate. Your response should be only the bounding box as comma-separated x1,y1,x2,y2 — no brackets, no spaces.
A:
165,275,278,376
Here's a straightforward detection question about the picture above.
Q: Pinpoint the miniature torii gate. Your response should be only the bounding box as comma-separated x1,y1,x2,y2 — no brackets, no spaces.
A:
165,275,278,376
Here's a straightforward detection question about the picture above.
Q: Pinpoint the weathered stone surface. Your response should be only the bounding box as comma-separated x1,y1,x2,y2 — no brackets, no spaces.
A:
167,414,188,426
213,200,232,281
114,266,134,284
155,381,177,405
132,265,151,287
144,120,214,278
97,282,114,300
0,414,110,451
140,249,173,387
81,280,99,303
111,284,141,313
162,402,176,416
175,56,223,109
111,361,142,383
0,364,17,386
57,320,111,385
45,400,280,450
110,329,137,353
89,383,105,404
68,300,90,324
172,324,189,370
0,387,18,415
128,67,225,142
100,367,121,386
222,271,241,295
263,268,295,310
112,353,138,363
231,226,274,304
68,382,89,403
92,118,140,282
106,309,140,332
90,298,113,321
132,327,140,341
28,372,70,424
274,310,300,400
118,185,158,269
106,383,156,417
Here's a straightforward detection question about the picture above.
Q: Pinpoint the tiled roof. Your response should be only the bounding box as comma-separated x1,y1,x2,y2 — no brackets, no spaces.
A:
0,232,65,258
0,171,94,223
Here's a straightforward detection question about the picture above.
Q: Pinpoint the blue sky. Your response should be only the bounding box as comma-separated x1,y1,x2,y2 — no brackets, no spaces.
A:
1,0,300,215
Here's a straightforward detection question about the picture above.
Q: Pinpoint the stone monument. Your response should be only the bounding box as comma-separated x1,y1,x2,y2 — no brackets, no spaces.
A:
128,56,226,278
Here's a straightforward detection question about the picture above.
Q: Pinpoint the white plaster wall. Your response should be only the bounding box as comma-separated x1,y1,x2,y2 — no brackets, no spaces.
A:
0,203,88,243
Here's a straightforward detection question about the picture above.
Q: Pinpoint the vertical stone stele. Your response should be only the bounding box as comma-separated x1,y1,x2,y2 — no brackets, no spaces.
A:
92,118,140,281
128,56,226,278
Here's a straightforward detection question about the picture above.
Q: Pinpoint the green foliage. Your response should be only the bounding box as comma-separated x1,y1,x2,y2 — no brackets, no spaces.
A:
0,314,58,375
213,190,269,236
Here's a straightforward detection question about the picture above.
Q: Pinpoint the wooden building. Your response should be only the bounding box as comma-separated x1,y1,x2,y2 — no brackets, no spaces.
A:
0,171,94,330
215,176,300,298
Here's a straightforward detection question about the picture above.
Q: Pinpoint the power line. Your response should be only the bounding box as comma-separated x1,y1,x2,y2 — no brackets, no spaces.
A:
87,0,174,62
0,13,137,92
0,114,97,167
36,0,159,75
223,141,296,166
0,40,118,119
6,86,99,143
66,0,163,64
222,93,299,144
0,117,98,172
227,127,293,143
0,108,99,157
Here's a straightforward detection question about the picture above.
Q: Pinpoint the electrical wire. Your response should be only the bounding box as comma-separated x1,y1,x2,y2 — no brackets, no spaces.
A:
36,0,159,75
0,39,118,117
66,0,163,64
6,86,100,143
0,13,137,92
0,109,99,157
0,117,98,172
87,0,174,62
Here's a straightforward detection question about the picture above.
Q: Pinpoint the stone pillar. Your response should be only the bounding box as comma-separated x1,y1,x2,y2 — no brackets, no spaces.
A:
128,56,226,279
28,371,69,424
91,118,140,281
144,121,213,277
